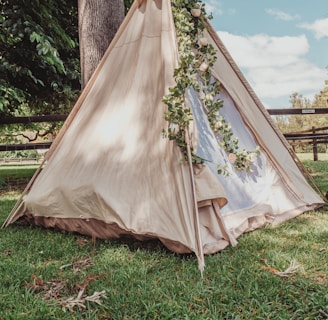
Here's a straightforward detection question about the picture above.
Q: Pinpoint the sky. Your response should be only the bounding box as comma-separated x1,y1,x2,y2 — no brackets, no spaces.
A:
205,1,328,109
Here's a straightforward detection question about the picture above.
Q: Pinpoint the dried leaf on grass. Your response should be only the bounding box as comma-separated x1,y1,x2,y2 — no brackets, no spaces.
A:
314,274,328,284
59,288,86,312
76,237,90,246
59,288,107,312
26,272,106,312
59,257,93,273
26,275,68,300
43,279,68,300
75,273,103,292
59,263,73,270
26,275,49,291
261,265,280,274
261,259,301,277
319,309,328,319
3,249,12,256
72,257,93,273
274,260,301,277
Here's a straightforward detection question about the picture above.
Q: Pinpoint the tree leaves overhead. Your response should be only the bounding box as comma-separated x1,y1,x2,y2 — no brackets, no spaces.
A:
0,0,80,116
124,0,134,14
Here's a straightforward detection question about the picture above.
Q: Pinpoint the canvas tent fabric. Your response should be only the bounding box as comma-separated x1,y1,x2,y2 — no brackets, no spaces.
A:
3,0,324,270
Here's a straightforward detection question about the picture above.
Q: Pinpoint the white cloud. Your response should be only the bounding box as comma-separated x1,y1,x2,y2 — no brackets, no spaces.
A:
265,8,300,21
204,0,223,16
217,31,326,103
299,18,328,39
218,32,309,69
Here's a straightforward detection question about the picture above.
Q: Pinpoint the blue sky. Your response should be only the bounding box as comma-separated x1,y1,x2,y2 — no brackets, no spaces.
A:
205,1,328,109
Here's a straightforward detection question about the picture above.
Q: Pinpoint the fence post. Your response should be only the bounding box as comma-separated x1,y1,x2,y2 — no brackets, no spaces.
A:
312,126,318,161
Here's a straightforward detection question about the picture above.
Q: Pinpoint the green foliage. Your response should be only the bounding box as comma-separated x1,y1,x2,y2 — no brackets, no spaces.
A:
0,119,62,145
124,0,134,13
0,0,80,116
163,0,259,175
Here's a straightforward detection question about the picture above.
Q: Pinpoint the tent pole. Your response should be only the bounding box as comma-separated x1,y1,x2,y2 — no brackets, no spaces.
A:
185,127,205,275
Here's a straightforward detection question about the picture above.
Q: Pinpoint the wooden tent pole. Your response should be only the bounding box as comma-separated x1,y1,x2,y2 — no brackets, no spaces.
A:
185,127,205,275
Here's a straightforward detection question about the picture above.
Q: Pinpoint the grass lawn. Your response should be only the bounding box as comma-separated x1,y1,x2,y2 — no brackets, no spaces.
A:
0,158,327,319
297,152,328,162
0,163,39,193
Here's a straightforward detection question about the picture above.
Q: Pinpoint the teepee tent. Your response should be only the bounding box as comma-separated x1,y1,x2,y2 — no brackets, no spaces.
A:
3,0,324,271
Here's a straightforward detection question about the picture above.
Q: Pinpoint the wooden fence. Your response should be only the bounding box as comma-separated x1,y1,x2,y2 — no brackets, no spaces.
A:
267,108,328,161
0,115,67,153
1,109,328,160
283,126,328,161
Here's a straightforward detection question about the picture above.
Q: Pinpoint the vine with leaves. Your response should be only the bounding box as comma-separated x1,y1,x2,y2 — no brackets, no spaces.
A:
163,0,260,175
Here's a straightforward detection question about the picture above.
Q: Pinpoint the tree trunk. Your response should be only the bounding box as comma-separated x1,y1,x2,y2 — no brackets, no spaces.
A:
78,0,125,88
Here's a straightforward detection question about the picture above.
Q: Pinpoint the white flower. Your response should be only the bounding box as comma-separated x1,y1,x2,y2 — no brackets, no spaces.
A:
191,8,201,17
199,37,208,46
246,153,257,163
169,123,178,132
213,121,222,131
199,62,208,72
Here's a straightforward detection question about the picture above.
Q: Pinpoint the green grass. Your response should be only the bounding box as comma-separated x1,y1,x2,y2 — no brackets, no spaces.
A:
0,161,327,319
0,164,39,192
296,152,328,162
301,160,328,195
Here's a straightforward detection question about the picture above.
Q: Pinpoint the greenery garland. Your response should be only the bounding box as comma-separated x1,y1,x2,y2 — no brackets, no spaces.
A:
163,0,260,175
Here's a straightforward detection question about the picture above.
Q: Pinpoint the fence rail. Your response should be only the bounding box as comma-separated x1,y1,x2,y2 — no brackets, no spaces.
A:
0,142,51,152
267,108,328,115
0,114,67,125
1,109,328,160
284,133,328,140
0,115,63,154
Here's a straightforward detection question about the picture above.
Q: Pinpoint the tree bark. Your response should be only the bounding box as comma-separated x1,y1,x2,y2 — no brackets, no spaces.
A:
78,0,125,88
